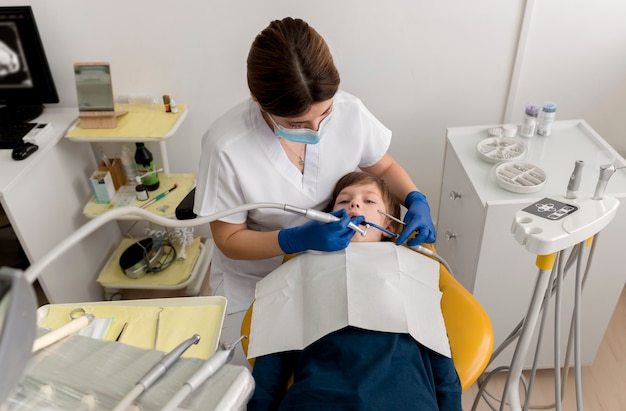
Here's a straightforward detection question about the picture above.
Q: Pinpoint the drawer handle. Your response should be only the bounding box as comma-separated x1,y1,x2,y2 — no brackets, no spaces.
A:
445,231,457,240
449,191,462,200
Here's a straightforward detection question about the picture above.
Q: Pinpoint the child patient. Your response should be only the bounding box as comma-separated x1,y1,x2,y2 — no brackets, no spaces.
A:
247,171,461,411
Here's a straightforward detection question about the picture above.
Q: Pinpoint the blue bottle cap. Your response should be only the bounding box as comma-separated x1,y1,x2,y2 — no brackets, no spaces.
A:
542,102,557,113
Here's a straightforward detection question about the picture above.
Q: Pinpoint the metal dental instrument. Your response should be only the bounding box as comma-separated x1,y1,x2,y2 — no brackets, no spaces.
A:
363,221,399,238
115,322,128,342
154,308,163,349
377,209,406,226
113,334,201,411
160,335,247,411
283,204,367,236
566,160,584,199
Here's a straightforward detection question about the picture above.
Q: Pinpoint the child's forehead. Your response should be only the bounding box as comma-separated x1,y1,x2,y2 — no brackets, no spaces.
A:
338,182,382,196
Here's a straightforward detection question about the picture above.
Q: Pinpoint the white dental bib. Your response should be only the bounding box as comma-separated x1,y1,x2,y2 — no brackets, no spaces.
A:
248,242,451,359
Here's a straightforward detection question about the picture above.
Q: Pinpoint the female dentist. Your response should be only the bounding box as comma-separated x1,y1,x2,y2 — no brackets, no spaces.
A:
194,17,436,366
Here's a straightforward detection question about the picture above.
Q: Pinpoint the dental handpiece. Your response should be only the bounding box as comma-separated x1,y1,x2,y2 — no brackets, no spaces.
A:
592,164,617,200
139,334,201,389
160,336,246,411
566,160,584,199
113,334,201,411
283,205,367,236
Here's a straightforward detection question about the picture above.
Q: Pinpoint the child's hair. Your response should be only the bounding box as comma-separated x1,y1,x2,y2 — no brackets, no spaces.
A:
325,171,401,232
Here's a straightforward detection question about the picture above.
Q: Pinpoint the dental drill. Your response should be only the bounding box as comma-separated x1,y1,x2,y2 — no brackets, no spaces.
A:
566,160,584,199
592,164,617,200
160,336,246,411
283,204,367,236
113,334,201,411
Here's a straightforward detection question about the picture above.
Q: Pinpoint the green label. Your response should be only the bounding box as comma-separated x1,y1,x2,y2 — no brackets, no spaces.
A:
136,161,159,185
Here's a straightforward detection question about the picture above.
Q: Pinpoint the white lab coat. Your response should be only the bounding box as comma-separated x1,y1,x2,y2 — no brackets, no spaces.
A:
194,90,391,313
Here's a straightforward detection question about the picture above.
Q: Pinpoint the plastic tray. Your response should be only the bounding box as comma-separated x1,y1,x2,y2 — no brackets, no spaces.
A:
36,296,227,359
495,161,547,194
477,137,527,164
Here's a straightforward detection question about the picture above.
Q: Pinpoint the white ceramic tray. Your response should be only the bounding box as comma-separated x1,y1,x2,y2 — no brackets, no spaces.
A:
495,161,547,194
477,137,527,164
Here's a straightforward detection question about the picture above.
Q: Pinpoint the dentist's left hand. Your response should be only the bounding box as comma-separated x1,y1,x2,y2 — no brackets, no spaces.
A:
278,209,365,254
396,191,437,246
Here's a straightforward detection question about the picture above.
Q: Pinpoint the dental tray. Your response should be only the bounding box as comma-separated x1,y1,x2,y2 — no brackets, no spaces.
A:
477,137,527,164
495,161,547,194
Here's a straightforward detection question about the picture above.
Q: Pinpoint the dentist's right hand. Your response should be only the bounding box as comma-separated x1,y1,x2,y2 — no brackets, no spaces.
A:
278,209,364,254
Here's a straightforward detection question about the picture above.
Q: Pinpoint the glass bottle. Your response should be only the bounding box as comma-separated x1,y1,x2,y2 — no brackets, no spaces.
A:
536,102,557,137
134,143,160,191
520,104,540,138
135,176,149,201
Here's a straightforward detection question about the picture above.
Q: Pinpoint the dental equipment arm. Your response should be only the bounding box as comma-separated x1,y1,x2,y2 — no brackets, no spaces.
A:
160,336,246,411
113,334,201,411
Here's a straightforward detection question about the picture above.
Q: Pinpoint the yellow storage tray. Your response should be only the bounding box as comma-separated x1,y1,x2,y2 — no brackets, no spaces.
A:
36,296,226,360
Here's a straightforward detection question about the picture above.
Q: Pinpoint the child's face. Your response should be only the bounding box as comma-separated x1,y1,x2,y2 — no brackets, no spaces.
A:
332,182,393,243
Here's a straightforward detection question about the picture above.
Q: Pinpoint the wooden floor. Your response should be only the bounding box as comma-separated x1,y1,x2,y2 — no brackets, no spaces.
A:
463,286,626,410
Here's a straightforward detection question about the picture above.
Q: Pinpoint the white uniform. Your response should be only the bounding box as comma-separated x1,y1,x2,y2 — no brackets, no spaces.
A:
194,90,391,314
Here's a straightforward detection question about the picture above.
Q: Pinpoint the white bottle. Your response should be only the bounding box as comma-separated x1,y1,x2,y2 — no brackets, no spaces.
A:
121,145,138,182
520,104,540,138
536,102,557,137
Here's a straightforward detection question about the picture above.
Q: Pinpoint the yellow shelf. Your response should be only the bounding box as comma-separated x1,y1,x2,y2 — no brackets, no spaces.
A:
83,173,195,218
65,103,188,141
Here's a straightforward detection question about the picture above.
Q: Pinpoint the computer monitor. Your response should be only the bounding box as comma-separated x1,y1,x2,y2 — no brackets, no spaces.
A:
0,6,58,124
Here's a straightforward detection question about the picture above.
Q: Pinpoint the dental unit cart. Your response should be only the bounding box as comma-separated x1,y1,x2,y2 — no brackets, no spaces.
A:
436,119,626,370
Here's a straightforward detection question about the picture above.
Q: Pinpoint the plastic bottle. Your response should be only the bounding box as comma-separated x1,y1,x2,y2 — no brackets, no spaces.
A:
121,145,138,182
536,102,557,137
520,103,540,138
134,143,160,191
135,176,149,201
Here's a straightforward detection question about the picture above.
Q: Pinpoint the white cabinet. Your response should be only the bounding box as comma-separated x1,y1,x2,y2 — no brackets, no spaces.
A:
436,120,626,369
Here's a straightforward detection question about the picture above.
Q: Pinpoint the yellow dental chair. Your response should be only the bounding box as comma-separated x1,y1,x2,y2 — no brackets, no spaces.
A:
240,244,494,392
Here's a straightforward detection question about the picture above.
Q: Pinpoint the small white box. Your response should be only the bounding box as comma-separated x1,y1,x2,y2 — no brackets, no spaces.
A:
90,170,116,204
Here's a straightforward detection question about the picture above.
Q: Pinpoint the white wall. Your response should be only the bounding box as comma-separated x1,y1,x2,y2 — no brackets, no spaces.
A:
16,0,626,220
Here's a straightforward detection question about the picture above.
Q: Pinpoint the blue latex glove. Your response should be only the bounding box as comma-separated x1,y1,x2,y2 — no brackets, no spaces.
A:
278,209,365,254
396,191,437,246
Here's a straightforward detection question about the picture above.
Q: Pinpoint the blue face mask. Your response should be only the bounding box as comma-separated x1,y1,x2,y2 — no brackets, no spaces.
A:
267,112,333,145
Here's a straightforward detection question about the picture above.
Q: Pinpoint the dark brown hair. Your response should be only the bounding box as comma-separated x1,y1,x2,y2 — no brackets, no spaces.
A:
247,17,340,117
325,171,401,232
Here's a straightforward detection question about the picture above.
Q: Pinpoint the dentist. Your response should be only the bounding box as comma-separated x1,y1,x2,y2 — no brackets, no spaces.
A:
194,17,435,365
